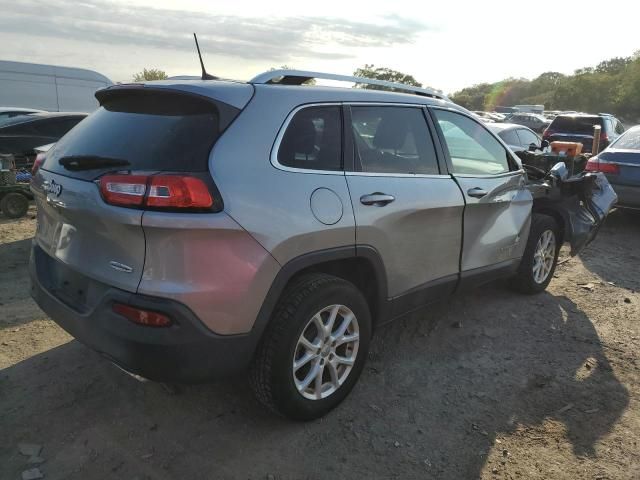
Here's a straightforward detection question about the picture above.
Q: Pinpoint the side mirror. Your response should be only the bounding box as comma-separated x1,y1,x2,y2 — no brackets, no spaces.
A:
528,143,538,152
550,161,569,181
541,140,550,149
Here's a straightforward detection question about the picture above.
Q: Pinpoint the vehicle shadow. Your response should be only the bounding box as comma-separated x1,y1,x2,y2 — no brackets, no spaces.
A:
0,284,629,479
578,209,640,291
0,236,38,329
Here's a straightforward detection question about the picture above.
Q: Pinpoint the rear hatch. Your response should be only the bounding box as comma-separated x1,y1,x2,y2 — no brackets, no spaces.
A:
31,84,249,302
545,116,604,153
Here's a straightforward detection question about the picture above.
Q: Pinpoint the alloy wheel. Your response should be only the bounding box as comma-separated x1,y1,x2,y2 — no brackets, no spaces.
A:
292,304,360,400
532,229,556,284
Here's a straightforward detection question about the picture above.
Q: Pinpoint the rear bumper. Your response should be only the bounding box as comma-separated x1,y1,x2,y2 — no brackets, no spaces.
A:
29,245,258,383
611,183,640,209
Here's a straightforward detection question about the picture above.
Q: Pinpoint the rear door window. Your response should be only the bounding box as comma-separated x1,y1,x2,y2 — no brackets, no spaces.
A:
433,109,511,175
350,106,439,175
499,129,520,146
43,90,238,180
604,117,614,134
516,129,540,147
277,106,342,171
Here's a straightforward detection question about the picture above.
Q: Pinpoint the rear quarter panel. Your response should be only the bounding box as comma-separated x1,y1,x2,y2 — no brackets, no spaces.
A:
209,87,356,265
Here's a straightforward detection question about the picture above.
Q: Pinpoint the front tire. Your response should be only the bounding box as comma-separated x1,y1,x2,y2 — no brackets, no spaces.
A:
512,214,560,294
249,273,371,420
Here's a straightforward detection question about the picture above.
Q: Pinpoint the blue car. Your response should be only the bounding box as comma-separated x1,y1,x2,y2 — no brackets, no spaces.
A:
586,125,640,209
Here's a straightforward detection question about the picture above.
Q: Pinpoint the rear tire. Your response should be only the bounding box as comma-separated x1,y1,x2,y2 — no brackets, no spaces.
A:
512,214,560,294
249,273,371,421
0,192,29,219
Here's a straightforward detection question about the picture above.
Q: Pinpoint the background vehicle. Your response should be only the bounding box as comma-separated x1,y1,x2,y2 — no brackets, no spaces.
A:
472,111,496,123
514,104,544,114
0,183,32,218
586,125,640,209
543,113,625,153
29,70,615,421
0,107,44,120
0,60,112,112
0,112,87,169
505,112,551,133
495,106,518,114
488,123,543,154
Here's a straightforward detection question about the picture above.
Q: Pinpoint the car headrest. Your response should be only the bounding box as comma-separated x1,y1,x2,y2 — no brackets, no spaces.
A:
373,114,408,150
281,116,317,156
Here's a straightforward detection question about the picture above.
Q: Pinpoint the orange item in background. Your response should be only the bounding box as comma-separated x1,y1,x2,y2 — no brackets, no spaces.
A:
550,141,583,157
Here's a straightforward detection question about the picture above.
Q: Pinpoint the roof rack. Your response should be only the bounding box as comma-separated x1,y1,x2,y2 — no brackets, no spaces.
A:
249,69,448,101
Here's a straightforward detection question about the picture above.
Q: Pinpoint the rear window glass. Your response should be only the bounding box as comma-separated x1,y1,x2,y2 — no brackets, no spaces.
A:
277,106,342,171
0,114,36,129
550,116,603,134
43,91,236,179
611,129,640,150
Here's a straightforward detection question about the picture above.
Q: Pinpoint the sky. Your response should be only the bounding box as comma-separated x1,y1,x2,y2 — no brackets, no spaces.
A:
1,0,638,94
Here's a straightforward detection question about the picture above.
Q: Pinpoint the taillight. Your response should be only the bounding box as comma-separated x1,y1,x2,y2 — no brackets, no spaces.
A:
146,175,212,208
585,157,620,175
100,174,148,207
112,303,172,327
99,173,214,210
32,153,46,175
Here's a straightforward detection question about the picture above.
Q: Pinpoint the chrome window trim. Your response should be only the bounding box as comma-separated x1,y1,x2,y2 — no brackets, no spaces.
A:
346,171,451,179
453,169,525,179
347,102,430,108
270,102,345,175
270,102,441,175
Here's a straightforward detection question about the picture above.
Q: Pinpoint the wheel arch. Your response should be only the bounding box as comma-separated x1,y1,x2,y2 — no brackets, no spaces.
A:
532,200,567,245
252,246,389,343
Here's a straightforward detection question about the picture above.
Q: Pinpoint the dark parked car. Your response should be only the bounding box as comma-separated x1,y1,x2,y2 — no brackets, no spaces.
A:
586,125,640,209
543,113,625,154
0,107,44,120
488,123,544,154
0,112,87,168
504,113,550,133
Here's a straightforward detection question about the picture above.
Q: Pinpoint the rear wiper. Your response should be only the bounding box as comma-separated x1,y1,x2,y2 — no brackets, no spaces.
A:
59,155,131,171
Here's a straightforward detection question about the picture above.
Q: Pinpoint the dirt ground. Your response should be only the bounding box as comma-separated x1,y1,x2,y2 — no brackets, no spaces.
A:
1,206,639,480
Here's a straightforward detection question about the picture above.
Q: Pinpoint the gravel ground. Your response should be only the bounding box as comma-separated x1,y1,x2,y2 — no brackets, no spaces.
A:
1,206,639,479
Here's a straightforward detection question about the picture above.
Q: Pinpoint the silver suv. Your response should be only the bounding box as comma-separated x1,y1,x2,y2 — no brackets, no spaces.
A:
30,70,615,420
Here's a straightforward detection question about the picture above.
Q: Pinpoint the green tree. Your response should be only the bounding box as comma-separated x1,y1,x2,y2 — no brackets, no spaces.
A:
133,68,168,82
595,57,631,75
353,64,422,90
449,53,640,121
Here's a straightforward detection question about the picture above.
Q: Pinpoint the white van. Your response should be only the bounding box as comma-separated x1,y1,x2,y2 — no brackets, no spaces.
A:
0,60,112,113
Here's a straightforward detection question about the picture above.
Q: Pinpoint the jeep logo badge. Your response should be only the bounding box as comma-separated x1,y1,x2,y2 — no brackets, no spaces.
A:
45,179,62,197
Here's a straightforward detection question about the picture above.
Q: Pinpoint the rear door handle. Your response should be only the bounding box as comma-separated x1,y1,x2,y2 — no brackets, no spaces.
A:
467,187,488,198
360,193,395,206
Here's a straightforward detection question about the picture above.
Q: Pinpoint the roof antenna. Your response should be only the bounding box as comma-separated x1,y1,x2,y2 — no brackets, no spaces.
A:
193,33,218,80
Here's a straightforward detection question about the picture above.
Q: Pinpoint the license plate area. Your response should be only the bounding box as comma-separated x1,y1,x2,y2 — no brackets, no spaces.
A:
34,246,108,313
